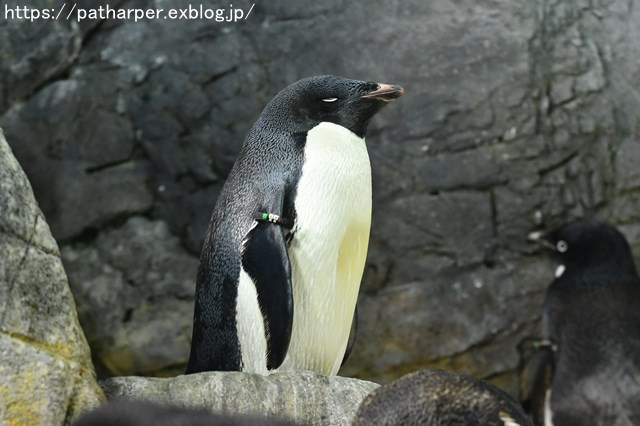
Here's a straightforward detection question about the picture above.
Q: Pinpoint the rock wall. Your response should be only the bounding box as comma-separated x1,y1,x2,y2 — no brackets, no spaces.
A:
0,129,103,425
61,217,198,377
2,0,640,397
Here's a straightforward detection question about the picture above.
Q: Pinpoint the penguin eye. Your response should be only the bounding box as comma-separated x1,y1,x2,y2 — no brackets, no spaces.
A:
556,240,568,253
321,98,338,103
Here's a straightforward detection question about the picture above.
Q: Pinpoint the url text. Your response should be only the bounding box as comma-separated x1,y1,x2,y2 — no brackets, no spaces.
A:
3,3,256,23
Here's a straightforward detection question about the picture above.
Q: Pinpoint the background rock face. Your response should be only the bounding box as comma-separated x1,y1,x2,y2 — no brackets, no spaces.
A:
2,0,640,397
0,130,103,425
101,371,379,426
62,217,198,377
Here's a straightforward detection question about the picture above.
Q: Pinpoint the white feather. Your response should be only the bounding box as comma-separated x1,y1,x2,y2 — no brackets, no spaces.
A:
499,411,521,426
555,264,566,278
277,121,372,375
236,268,268,374
544,390,554,426
528,231,544,241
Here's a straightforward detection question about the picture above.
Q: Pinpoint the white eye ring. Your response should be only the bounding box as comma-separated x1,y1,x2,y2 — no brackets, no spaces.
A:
322,98,338,103
557,240,568,253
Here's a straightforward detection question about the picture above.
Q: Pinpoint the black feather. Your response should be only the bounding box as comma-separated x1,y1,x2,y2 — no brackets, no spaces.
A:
532,220,640,425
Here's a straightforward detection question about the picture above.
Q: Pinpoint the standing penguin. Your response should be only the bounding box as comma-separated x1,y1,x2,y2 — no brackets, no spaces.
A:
186,75,404,375
528,220,640,426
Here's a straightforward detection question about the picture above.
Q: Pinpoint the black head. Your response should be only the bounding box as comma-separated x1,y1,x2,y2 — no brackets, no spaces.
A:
258,75,404,138
353,369,532,426
529,220,638,276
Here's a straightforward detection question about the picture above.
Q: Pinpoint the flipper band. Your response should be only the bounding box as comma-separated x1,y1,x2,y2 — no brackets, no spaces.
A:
254,212,291,228
532,339,558,352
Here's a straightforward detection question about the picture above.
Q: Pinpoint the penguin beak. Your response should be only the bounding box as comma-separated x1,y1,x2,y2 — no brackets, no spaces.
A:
361,83,405,102
528,231,555,250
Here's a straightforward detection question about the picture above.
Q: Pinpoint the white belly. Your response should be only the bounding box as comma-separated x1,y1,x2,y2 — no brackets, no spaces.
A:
236,268,268,374
544,390,554,426
278,121,372,375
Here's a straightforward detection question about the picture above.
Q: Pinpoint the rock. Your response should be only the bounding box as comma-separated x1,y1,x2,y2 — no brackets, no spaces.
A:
1,77,152,242
343,259,549,397
0,0,80,115
51,161,153,242
373,191,495,278
101,371,379,426
615,139,640,193
62,217,199,377
0,128,103,425
72,399,300,426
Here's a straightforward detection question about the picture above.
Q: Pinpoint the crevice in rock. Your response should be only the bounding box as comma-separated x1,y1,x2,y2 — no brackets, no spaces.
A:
0,220,46,254
537,150,579,176
202,66,238,87
0,214,38,325
59,208,154,246
271,16,311,23
62,373,79,425
489,189,498,240
85,157,134,174
0,328,80,363
19,25,83,110
78,0,128,51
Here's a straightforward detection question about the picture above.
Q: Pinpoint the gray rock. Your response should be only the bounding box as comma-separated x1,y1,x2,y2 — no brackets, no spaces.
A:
374,191,495,280
344,259,548,397
0,128,103,425
51,161,153,241
1,76,152,242
62,217,199,377
101,371,379,426
0,0,80,115
615,139,640,193
72,399,300,426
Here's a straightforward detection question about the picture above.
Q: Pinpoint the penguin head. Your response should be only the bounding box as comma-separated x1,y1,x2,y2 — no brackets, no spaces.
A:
353,369,532,426
529,220,638,277
259,75,404,138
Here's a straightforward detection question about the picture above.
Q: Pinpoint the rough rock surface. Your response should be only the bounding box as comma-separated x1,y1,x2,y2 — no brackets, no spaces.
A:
101,371,378,426
61,217,198,378
2,0,640,397
72,399,301,426
0,129,104,425
0,1,80,114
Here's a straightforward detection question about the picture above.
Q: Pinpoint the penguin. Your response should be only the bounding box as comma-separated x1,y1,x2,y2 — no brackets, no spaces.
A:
186,75,404,375
353,369,533,426
528,220,640,426
72,399,300,426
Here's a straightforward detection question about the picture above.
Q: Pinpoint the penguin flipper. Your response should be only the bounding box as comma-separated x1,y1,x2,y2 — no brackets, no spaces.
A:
520,344,555,426
242,221,293,370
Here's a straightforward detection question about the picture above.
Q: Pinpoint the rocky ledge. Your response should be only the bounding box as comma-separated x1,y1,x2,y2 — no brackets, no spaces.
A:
101,370,379,426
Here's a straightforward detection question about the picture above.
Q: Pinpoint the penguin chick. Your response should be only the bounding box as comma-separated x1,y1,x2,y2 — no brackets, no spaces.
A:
528,220,640,426
353,369,533,426
186,75,404,375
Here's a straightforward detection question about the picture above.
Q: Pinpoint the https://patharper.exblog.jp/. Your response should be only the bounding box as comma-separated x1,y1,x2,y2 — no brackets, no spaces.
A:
3,3,256,23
